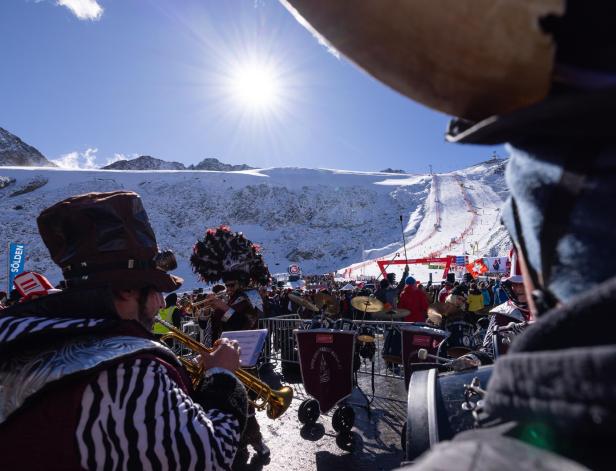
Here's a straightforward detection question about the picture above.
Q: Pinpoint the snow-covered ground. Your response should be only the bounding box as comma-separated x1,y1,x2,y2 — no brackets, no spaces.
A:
0,160,510,290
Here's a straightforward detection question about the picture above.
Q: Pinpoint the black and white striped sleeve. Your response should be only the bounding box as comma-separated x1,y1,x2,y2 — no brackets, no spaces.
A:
481,315,497,360
76,358,241,470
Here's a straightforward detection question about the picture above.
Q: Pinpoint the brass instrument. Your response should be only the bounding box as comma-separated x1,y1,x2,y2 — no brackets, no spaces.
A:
181,292,227,317
155,317,293,420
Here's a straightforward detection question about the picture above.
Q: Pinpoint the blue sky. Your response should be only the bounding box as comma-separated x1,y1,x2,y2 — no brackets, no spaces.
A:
0,0,504,173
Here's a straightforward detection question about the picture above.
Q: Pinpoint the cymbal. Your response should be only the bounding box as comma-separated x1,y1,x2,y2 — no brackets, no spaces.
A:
314,293,339,316
371,308,410,321
357,334,375,344
428,302,461,318
288,293,319,312
351,296,384,313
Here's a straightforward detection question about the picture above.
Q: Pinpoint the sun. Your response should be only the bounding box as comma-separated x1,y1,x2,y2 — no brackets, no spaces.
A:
228,61,281,112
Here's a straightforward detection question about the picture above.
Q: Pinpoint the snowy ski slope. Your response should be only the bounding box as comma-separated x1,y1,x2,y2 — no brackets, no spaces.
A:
340,162,510,282
0,160,510,290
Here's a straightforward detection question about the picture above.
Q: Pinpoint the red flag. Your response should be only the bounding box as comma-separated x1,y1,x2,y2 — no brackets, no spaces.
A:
465,258,488,279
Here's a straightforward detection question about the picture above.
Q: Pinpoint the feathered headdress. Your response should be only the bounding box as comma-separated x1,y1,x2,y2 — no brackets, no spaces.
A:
190,225,270,285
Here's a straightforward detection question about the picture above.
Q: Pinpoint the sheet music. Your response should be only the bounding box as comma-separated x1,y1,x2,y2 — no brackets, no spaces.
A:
220,329,267,367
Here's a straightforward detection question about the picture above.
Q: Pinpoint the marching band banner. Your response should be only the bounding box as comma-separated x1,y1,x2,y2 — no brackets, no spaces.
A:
401,325,449,387
295,330,355,413
7,242,27,291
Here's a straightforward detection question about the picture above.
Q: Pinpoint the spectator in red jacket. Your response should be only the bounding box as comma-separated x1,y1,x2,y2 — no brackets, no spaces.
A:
399,276,429,323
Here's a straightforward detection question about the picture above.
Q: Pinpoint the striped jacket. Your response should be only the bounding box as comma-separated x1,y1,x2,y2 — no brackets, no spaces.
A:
0,312,247,470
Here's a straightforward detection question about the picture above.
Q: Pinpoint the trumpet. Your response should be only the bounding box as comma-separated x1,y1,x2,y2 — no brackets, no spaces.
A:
181,292,227,316
155,317,293,420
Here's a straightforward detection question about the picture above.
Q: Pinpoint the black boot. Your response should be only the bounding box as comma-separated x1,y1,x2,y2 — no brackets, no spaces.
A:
253,440,270,462
232,446,250,470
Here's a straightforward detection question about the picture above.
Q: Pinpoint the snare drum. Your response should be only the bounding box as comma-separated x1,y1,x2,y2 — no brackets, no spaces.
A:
357,325,376,344
405,365,493,461
443,321,476,358
356,325,376,360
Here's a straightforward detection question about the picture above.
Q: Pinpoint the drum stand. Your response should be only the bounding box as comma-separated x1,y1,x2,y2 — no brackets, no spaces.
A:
351,304,376,412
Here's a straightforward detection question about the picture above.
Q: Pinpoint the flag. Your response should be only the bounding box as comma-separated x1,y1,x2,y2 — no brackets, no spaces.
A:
7,243,27,291
465,258,488,279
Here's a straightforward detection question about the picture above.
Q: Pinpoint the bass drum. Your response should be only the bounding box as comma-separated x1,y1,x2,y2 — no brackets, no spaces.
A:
405,365,493,461
443,321,476,358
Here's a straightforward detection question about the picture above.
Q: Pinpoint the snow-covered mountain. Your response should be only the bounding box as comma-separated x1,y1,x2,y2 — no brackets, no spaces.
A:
0,160,510,291
188,158,254,171
102,155,186,170
0,127,56,167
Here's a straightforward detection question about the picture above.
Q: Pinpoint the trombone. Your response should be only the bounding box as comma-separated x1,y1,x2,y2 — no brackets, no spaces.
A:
155,317,293,420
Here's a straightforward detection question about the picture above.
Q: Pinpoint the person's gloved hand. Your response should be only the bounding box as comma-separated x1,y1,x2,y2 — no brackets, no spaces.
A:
449,353,483,372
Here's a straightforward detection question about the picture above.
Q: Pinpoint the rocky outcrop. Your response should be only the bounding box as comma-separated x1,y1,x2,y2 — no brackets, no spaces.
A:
9,176,48,196
0,127,56,167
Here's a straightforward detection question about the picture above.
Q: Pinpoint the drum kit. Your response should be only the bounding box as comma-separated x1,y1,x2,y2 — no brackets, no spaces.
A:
402,306,529,460
349,296,412,366
426,302,484,358
349,296,409,321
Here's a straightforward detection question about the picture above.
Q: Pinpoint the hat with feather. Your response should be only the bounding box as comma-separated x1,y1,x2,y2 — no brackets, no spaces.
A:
190,225,270,285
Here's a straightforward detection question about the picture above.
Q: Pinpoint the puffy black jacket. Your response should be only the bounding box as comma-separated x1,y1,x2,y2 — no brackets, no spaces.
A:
404,275,616,470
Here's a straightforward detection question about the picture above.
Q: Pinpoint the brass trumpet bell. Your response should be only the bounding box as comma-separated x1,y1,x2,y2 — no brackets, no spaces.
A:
156,317,293,419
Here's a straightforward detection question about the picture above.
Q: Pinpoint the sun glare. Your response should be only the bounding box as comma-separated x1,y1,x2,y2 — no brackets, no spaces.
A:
228,62,281,112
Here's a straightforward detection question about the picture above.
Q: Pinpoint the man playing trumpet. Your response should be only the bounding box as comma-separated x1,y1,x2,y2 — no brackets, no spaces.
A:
191,225,271,467
0,191,247,470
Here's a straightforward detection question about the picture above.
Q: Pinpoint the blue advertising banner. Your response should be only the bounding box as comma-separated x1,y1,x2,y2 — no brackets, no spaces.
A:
8,243,27,291
455,256,467,266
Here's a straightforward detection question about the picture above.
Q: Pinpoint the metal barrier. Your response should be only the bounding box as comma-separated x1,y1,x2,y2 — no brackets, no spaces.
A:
259,316,420,380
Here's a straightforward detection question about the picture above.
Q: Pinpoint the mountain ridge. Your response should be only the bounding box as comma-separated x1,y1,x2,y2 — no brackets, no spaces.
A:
102,155,185,170
0,127,56,167
0,160,510,290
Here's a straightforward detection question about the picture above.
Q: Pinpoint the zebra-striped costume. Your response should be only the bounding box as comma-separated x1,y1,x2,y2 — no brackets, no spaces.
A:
0,314,246,470
76,358,240,470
